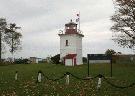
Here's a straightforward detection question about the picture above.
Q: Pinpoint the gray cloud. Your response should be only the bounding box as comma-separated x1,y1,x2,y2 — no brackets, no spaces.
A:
0,0,133,58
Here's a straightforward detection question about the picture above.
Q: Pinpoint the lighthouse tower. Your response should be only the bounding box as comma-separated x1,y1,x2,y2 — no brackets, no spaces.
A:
58,20,84,66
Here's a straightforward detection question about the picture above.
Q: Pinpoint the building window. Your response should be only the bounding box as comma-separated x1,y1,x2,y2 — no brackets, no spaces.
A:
66,40,68,46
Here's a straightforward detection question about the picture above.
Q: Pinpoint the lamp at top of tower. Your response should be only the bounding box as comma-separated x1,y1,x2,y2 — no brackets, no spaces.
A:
65,20,77,34
58,20,84,37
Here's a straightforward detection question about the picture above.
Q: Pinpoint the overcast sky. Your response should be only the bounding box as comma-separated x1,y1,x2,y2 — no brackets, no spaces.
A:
0,0,134,58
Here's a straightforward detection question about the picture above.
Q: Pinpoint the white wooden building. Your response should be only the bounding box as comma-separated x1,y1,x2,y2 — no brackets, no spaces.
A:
58,20,84,66
29,57,42,64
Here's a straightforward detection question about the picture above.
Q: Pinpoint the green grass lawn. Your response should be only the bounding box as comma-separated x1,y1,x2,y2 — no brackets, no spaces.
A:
0,63,135,96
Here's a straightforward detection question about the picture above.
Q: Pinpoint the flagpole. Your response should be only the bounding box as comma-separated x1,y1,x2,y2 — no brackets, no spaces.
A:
76,12,80,31
79,12,80,30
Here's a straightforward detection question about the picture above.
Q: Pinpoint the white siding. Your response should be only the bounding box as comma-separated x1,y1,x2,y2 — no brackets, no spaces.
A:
65,59,73,66
59,34,83,65
36,59,38,63
76,35,83,65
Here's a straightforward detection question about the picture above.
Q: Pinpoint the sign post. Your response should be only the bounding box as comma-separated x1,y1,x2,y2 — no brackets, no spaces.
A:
87,54,112,77
87,55,90,77
110,57,112,77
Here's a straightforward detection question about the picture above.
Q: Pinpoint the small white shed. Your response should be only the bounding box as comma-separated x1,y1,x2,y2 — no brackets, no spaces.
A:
64,54,77,66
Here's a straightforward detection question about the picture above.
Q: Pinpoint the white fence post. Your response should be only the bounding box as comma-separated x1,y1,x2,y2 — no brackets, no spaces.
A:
97,76,102,90
66,74,70,85
38,71,42,83
15,71,18,81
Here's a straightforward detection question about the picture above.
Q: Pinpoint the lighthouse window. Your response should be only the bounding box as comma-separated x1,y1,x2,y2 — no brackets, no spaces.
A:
66,40,68,46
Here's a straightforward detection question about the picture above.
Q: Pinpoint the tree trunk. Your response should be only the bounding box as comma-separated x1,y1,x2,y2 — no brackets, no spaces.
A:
0,31,1,63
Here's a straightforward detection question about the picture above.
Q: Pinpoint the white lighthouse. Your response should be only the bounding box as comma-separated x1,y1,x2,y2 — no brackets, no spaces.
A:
58,20,84,66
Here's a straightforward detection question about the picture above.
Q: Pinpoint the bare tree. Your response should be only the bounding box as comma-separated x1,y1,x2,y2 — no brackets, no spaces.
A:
111,0,135,49
0,18,6,62
4,23,22,61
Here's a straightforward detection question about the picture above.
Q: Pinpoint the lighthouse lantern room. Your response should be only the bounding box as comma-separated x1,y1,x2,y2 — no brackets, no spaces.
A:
58,20,84,66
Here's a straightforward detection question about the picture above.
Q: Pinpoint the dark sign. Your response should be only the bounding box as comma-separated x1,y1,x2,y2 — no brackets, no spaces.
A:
87,54,113,77
87,54,111,60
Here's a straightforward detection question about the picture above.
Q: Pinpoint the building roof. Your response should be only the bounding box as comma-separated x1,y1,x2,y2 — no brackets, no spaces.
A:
58,20,84,37
64,54,77,59
65,20,77,26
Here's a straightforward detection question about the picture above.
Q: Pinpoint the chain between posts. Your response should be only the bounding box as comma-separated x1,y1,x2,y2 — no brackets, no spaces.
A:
101,75,135,89
15,71,135,89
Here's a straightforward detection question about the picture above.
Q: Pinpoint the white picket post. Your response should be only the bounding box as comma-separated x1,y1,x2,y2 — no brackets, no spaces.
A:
38,72,42,83
66,74,69,85
97,77,102,90
15,71,18,81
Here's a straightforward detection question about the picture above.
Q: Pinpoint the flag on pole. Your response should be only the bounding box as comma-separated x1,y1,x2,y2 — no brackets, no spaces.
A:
76,12,80,30
76,13,80,22
76,18,79,22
